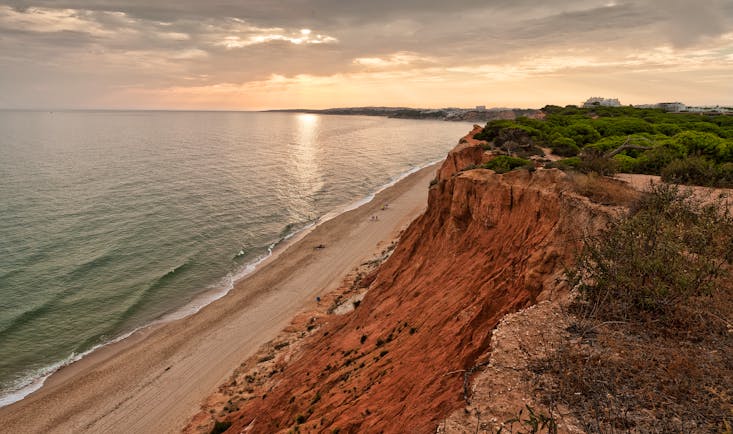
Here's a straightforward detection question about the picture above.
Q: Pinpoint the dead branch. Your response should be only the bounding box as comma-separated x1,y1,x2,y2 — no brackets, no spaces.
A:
604,136,653,159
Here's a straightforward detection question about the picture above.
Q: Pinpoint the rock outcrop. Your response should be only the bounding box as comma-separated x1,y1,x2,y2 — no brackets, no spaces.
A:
218,130,618,433
436,125,489,180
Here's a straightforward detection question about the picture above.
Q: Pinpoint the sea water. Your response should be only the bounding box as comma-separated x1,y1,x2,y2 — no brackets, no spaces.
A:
0,110,470,405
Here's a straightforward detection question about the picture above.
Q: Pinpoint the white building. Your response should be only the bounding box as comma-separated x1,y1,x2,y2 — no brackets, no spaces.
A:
657,102,686,112
583,97,621,107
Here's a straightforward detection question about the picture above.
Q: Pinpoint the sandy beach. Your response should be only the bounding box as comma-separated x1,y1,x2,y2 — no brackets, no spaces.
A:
0,164,438,433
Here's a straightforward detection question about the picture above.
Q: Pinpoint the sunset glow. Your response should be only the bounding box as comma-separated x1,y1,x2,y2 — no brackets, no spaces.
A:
0,1,731,109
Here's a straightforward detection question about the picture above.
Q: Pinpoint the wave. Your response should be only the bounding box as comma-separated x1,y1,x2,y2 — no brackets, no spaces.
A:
0,159,439,409
105,259,193,330
0,250,125,338
62,250,119,282
0,259,193,408
0,324,141,408
0,300,57,342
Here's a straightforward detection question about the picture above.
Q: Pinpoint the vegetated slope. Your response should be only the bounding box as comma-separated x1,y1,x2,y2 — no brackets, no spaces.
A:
222,131,617,433
479,105,733,187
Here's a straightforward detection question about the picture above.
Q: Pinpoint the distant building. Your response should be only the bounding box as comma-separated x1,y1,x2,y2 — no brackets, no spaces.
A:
656,102,686,112
475,105,486,111
633,102,730,114
583,97,621,108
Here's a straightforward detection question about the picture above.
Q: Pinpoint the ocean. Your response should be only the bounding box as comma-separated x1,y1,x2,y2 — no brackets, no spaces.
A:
0,110,470,406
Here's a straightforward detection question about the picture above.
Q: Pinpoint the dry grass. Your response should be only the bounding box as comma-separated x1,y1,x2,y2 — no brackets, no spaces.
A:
533,293,733,433
567,172,640,207
530,184,733,433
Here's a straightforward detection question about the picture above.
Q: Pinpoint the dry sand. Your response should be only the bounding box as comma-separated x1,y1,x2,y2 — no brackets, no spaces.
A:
615,173,733,211
0,165,438,434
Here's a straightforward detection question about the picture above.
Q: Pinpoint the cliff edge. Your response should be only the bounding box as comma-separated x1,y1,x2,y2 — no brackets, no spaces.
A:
193,128,628,433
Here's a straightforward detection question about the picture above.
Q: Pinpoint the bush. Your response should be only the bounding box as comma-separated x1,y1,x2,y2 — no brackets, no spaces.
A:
569,183,733,322
661,156,718,186
550,137,579,157
482,155,532,174
584,136,626,153
577,149,616,176
654,122,683,136
719,162,733,187
537,184,733,432
673,131,722,159
632,145,680,174
545,157,581,172
565,122,601,146
210,420,232,434
567,172,640,206
612,154,637,173
473,120,517,141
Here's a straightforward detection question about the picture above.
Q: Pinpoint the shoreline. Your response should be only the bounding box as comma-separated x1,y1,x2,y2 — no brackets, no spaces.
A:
0,159,442,409
0,163,439,433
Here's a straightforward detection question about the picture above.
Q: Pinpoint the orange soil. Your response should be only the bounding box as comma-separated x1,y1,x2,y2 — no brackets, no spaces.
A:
220,129,609,433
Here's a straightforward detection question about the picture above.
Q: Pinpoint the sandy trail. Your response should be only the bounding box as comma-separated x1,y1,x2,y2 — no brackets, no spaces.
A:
0,165,438,434
615,173,733,211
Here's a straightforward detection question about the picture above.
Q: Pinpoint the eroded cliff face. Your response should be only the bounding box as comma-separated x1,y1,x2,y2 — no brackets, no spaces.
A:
222,132,612,434
436,124,489,180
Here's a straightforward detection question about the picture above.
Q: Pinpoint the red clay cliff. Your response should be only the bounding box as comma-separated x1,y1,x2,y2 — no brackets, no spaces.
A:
218,128,611,433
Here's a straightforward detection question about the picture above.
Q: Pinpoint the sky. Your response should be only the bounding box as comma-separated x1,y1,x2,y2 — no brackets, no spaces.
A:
0,0,732,110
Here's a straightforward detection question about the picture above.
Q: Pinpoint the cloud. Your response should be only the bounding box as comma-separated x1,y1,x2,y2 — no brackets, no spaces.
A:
213,26,337,49
0,5,113,35
0,0,731,108
352,52,433,69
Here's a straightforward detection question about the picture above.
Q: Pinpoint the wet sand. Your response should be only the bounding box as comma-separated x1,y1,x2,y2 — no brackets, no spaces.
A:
0,164,438,433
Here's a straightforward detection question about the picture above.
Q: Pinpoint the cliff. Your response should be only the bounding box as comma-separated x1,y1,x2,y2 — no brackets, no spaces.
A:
200,127,623,434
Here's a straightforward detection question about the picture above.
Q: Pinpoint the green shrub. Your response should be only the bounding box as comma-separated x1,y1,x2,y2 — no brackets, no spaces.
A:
612,154,637,173
661,156,718,186
482,156,532,174
545,157,581,171
577,149,616,176
550,137,580,157
583,136,626,153
673,131,722,159
719,162,733,187
633,145,679,174
569,183,733,322
565,122,601,146
654,122,683,136
717,139,733,163
474,120,517,141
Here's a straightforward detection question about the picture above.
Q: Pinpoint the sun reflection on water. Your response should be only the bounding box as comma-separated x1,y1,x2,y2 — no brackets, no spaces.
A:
288,113,323,217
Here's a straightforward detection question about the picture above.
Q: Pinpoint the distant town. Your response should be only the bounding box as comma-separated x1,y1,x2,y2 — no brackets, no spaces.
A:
581,96,733,114
267,97,732,122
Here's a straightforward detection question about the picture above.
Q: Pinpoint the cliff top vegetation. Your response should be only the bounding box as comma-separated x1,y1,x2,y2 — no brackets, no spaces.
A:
475,105,733,187
533,183,733,433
